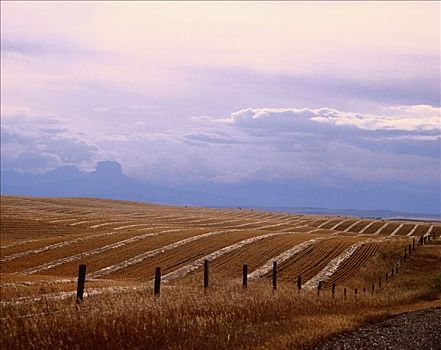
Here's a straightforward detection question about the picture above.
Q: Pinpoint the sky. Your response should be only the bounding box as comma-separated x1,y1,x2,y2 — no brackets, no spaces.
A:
1,1,440,212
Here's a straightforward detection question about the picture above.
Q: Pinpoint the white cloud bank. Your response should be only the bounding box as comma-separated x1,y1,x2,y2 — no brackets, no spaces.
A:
229,105,440,133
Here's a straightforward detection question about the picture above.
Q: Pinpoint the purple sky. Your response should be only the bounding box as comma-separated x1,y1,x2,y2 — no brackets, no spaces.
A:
1,2,440,211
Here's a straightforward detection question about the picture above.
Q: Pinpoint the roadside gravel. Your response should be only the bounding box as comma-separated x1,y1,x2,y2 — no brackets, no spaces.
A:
314,308,441,350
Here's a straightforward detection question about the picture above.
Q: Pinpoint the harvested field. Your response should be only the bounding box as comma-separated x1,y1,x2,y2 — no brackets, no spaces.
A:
103,229,272,281
347,220,370,233
26,229,213,277
2,196,438,288
318,219,344,230
323,242,381,287
360,221,387,234
180,232,323,282
1,195,440,349
0,217,85,242
331,219,356,231
409,225,429,237
371,222,389,235
272,236,367,282
396,223,416,236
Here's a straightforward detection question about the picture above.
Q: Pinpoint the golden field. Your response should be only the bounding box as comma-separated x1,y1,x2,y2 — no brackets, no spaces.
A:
1,195,440,349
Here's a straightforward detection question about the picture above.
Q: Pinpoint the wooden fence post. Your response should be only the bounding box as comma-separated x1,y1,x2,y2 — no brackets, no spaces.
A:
408,244,412,256
154,267,161,296
344,288,347,299
371,283,375,294
385,273,388,284
76,264,86,303
332,282,336,298
412,238,416,251
378,277,382,289
354,288,358,298
272,261,277,291
363,287,366,294
204,259,209,290
297,275,302,292
242,264,248,290
317,281,322,296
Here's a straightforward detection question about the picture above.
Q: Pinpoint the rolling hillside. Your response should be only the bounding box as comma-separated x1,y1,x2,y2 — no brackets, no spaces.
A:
1,195,440,349
1,195,439,297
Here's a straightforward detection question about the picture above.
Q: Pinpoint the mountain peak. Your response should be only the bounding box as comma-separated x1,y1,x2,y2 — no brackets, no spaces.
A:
46,165,81,179
95,161,123,177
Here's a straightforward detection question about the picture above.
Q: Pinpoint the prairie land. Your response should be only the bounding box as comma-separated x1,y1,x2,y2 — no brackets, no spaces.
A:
1,195,440,349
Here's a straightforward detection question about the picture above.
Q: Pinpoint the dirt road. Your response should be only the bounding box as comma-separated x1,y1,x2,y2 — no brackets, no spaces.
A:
314,308,441,350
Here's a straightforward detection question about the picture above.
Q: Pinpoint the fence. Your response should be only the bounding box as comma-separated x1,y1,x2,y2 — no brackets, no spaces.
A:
75,234,436,301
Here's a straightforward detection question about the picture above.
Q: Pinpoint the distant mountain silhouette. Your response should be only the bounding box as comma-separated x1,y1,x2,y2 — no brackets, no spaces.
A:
1,160,439,217
95,161,124,178
0,161,221,205
256,206,441,221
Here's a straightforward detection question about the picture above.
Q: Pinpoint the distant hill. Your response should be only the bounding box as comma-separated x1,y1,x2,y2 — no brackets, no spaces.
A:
0,161,222,205
1,161,439,216
254,206,441,221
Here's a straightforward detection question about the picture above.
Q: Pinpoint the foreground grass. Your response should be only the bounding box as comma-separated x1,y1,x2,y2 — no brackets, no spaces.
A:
1,243,440,350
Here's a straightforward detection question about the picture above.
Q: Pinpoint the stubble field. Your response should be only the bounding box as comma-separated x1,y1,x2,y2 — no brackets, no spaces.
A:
1,195,440,349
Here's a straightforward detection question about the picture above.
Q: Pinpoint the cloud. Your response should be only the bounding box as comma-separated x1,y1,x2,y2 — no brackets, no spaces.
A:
1,39,88,57
183,131,245,145
165,105,439,186
1,118,99,173
221,106,441,160
229,106,440,133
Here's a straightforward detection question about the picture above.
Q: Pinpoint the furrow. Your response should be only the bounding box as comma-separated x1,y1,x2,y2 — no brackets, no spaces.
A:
2,278,77,288
248,234,331,280
330,220,349,231
200,234,314,278
330,243,380,285
302,240,371,290
358,221,377,234
159,229,310,283
317,220,333,229
48,218,80,224
88,229,240,279
69,220,98,226
389,223,404,236
89,221,121,229
1,239,41,250
22,229,183,275
0,231,118,262
406,224,419,237
373,222,389,235
343,220,362,233
113,223,159,231
423,225,434,237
